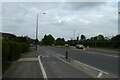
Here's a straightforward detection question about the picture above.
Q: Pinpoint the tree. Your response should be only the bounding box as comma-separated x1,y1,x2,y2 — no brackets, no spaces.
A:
97,34,104,40
56,38,65,46
41,34,55,45
80,34,86,41
111,35,120,41
94,36,97,41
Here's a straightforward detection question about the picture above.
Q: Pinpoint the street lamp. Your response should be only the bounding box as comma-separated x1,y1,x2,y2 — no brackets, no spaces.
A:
35,12,46,50
35,13,38,50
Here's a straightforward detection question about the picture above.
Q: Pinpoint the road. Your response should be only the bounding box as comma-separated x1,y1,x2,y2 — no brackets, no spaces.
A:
40,54,90,78
2,47,91,79
41,46,118,76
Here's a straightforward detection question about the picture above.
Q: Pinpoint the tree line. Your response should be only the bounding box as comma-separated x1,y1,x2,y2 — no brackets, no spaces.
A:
40,34,120,49
41,34,65,46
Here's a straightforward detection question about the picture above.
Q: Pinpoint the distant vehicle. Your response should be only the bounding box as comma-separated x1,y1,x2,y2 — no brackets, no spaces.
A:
76,44,85,49
64,44,69,47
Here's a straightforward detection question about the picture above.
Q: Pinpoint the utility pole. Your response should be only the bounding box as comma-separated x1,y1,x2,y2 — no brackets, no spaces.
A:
36,13,38,50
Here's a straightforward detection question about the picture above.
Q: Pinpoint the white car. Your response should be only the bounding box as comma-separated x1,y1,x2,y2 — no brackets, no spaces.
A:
76,44,85,49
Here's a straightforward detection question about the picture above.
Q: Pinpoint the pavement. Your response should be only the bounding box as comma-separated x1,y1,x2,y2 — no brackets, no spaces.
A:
2,48,44,79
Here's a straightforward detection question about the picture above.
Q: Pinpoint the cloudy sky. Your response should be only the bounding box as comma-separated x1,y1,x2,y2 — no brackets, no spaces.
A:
2,1,118,40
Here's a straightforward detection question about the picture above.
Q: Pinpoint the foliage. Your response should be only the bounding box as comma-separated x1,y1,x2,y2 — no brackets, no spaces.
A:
111,35,120,41
80,34,86,41
2,40,9,62
97,34,105,40
41,34,55,45
2,39,30,73
55,38,65,46
66,34,120,49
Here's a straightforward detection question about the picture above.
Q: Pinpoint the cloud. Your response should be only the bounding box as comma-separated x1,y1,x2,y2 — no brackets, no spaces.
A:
2,2,118,40
60,2,106,11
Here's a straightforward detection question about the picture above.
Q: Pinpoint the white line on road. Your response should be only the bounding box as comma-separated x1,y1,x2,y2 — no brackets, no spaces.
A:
75,60,109,75
46,49,109,74
57,56,70,65
97,72,103,78
46,50,70,64
38,55,48,80
41,48,110,77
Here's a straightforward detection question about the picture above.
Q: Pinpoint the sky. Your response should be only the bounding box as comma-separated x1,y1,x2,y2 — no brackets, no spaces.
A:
1,1,119,40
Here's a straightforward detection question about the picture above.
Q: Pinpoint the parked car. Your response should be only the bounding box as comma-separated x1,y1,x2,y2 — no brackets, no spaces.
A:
76,44,85,49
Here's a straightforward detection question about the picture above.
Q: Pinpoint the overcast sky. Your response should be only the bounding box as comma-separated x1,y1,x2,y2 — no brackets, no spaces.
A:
2,2,118,40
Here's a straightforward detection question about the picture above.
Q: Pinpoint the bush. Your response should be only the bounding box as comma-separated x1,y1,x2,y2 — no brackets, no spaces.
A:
2,40,10,73
21,42,29,53
2,39,30,73
2,40,9,62
7,41,22,61
84,40,120,49
4,41,30,61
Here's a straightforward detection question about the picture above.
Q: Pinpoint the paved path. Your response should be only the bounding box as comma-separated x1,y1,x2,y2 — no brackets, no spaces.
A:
2,48,44,79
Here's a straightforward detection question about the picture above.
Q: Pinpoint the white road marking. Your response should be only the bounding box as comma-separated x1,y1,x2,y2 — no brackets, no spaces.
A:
57,56,70,65
97,72,103,78
46,50,70,64
38,55,48,80
75,60,109,74
42,48,109,76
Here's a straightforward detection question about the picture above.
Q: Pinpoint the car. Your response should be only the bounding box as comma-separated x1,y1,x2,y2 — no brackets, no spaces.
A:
76,44,85,49
64,44,69,47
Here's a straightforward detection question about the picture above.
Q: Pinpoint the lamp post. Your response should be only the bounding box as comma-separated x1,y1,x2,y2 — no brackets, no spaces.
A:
35,14,38,50
35,12,46,50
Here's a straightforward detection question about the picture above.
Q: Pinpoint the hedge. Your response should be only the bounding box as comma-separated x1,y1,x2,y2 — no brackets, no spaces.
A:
2,39,30,73
84,41,120,49
2,40,9,62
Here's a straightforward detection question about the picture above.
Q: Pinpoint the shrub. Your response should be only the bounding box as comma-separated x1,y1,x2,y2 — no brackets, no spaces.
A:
7,41,22,61
2,40,9,62
21,42,29,53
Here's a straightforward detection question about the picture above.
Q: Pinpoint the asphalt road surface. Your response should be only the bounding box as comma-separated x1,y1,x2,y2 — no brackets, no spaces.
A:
40,54,90,78
2,47,91,79
41,46,118,76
